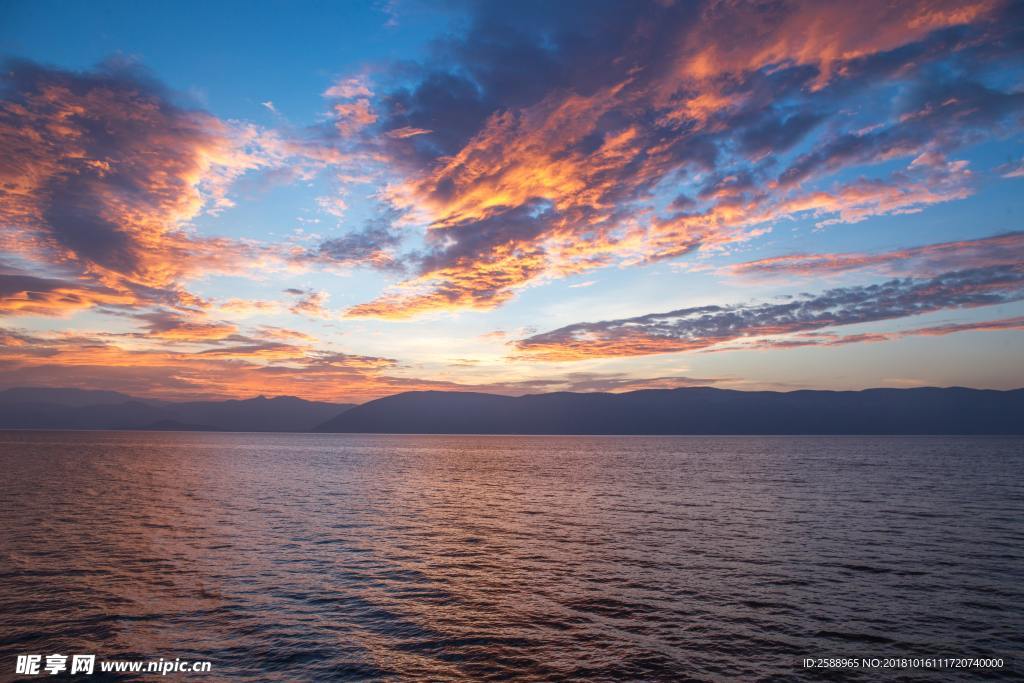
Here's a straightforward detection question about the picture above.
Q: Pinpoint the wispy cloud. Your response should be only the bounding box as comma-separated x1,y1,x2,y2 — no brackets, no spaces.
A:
730,231,1024,279
284,288,331,319
0,325,404,401
515,264,1024,360
706,316,1024,352
297,213,404,272
0,324,723,402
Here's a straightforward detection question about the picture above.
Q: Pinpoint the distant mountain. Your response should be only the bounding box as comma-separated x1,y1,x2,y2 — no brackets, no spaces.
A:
0,387,146,407
141,419,222,431
5,386,1021,434
315,387,1024,435
0,388,354,432
168,396,353,432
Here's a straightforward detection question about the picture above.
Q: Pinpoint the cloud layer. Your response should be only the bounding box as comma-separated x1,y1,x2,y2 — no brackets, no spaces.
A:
2,4,1023,400
515,264,1024,360
341,0,1024,317
731,232,1024,279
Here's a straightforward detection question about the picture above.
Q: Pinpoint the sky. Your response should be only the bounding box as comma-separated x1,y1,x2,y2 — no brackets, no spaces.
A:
0,0,1022,403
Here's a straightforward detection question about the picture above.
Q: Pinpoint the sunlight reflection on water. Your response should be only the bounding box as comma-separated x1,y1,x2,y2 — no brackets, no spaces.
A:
1,432,1022,680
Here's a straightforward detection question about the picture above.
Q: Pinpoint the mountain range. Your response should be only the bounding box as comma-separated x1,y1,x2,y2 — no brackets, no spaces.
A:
0,387,353,432
315,387,1024,435
1,386,1021,434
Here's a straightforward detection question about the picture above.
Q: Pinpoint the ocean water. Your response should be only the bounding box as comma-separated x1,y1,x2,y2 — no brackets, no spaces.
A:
0,432,1021,681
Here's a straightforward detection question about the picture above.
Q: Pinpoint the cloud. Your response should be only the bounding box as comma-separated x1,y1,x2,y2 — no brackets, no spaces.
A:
0,53,390,390
320,75,378,137
300,213,404,271
0,59,272,290
316,195,348,218
134,309,238,341
0,324,409,402
340,0,1022,318
0,268,135,316
776,80,1024,188
323,76,372,99
386,126,432,139
332,98,377,136
731,231,1024,278
708,316,1024,352
254,325,316,342
0,324,722,402
515,264,1024,360
0,58,307,325
352,158,977,318
487,372,723,394
285,288,331,318
1002,160,1024,178
4,4,1024,400
216,298,283,317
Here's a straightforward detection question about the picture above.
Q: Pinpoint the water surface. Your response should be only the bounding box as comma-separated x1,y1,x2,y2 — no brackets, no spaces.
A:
1,432,1021,680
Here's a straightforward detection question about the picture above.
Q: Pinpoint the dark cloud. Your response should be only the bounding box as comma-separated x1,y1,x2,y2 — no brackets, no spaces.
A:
0,273,74,298
310,213,404,271
707,316,1024,352
377,0,654,163
516,264,1024,359
0,266,131,316
779,78,1024,187
347,0,1024,317
496,372,724,394
732,231,1024,278
0,58,287,326
0,59,254,279
134,309,238,340
738,112,824,159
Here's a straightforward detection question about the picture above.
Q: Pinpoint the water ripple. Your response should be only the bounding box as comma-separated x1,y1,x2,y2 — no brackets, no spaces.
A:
0,432,1021,680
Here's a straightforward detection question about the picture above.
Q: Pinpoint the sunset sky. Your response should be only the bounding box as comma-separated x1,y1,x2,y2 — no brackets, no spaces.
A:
1,0,1023,402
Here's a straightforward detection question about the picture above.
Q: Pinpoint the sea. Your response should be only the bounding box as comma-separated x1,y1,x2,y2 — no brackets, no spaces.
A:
1,432,1021,681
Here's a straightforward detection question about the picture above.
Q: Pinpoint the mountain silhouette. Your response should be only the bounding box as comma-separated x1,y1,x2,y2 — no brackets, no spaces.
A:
4,386,1021,434
315,387,1024,435
0,388,353,432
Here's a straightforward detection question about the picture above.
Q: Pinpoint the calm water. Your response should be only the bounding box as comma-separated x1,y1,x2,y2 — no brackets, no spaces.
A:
0,432,1022,681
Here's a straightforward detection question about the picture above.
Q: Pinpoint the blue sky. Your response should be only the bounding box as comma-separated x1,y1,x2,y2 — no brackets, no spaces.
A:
1,0,1022,401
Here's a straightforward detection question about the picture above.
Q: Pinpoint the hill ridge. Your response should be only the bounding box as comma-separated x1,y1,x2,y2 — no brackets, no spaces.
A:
315,386,1024,435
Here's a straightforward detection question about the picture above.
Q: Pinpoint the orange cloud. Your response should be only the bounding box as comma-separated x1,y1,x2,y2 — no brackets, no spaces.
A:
677,0,996,85
323,76,372,99
731,231,1024,279
285,288,332,318
0,326,407,402
0,63,270,291
515,264,1024,360
333,99,377,136
353,159,975,317
0,61,335,324
0,323,722,402
348,0,1015,318
708,316,1024,352
0,271,136,316
135,310,239,341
